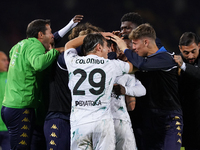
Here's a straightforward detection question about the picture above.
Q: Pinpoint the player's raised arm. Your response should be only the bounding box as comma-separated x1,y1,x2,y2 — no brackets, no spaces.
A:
65,32,114,51
65,35,86,50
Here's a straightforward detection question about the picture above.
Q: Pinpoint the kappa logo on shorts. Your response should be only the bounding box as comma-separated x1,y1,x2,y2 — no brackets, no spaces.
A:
22,117,30,122
19,140,27,145
50,132,58,138
21,125,29,130
20,133,28,138
177,139,182,144
176,121,181,125
75,100,102,106
177,132,181,137
176,126,181,130
173,116,180,120
23,109,30,114
50,140,56,146
51,124,58,130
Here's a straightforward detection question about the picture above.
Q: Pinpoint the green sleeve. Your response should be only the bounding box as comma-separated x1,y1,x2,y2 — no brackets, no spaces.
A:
27,44,59,71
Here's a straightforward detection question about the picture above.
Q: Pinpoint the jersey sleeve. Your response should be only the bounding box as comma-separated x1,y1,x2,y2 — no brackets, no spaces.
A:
57,52,67,71
112,59,130,76
27,44,59,71
124,49,177,71
53,31,62,46
64,48,78,65
125,76,146,97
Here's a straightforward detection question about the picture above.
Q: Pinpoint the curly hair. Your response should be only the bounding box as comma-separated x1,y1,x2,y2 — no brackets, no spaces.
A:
121,12,143,26
68,22,103,40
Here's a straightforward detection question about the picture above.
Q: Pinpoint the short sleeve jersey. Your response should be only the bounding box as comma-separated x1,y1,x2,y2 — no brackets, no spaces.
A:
64,48,130,126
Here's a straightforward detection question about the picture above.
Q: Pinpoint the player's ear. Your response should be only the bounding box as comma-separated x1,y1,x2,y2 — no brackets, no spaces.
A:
96,43,102,52
38,31,44,39
143,39,148,47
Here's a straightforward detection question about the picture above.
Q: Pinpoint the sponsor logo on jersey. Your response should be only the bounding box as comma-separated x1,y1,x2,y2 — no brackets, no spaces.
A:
75,100,102,106
111,92,121,100
76,58,104,64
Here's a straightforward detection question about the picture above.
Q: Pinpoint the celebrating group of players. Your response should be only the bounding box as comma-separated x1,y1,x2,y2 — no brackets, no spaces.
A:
0,12,200,150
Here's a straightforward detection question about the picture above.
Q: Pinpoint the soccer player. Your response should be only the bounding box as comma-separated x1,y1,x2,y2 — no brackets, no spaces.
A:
64,33,133,150
0,51,10,150
174,32,200,150
120,12,163,49
1,19,62,150
111,23,182,150
107,39,145,149
111,73,146,150
32,15,83,150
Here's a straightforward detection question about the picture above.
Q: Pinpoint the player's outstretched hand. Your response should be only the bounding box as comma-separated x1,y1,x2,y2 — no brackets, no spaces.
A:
73,15,84,23
101,32,114,40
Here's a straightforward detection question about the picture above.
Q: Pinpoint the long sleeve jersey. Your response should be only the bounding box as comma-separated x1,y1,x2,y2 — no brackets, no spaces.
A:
3,38,59,108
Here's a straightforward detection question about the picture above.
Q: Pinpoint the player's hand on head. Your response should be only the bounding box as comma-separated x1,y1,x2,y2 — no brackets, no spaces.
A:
110,35,128,52
112,31,122,37
73,15,84,23
101,32,114,40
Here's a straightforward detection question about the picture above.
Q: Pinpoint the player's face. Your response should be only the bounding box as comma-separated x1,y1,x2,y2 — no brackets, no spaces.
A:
42,24,54,50
179,42,200,64
0,52,9,72
132,39,148,57
120,21,137,36
102,41,109,59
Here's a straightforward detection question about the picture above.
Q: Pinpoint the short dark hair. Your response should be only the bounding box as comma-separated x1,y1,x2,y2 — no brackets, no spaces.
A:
121,12,143,26
81,33,105,55
129,23,156,40
26,19,51,38
179,32,199,47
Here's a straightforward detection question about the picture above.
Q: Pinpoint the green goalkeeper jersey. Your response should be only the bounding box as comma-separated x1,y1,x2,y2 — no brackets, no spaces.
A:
0,72,7,131
2,38,59,109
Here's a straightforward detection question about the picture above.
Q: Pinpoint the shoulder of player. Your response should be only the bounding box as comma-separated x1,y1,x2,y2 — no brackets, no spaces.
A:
150,51,174,59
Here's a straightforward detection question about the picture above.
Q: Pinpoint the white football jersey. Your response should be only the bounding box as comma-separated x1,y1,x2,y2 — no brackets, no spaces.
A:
64,48,130,126
111,74,146,122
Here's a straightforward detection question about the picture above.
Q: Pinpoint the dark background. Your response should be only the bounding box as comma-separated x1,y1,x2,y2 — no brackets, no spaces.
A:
1,0,200,56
